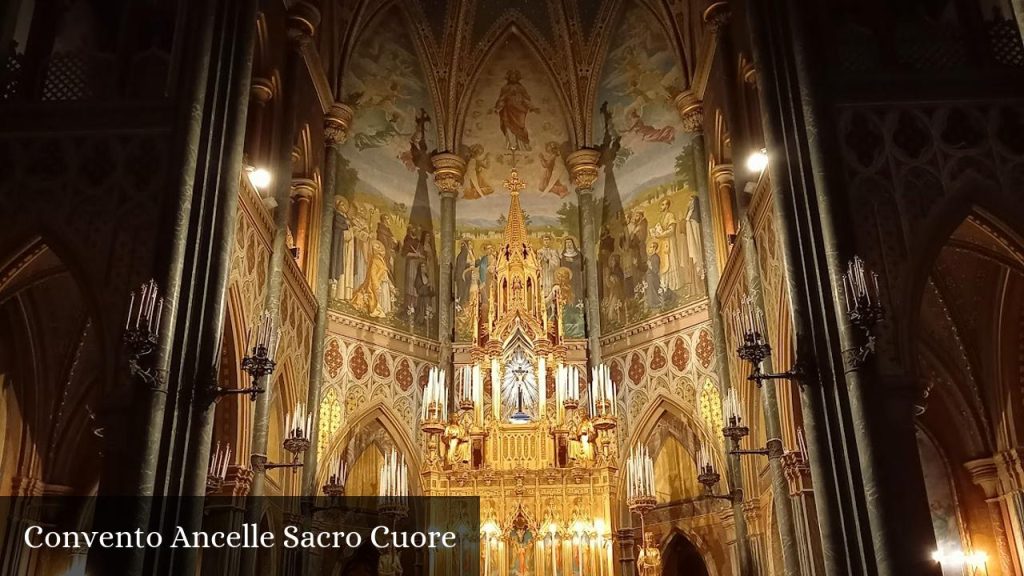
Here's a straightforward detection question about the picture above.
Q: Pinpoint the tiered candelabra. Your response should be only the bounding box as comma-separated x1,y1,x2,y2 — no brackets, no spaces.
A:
733,295,800,386
206,442,232,494
220,311,280,400
420,367,448,469
842,256,885,363
322,453,348,498
626,445,656,528
123,280,164,387
256,402,311,473
379,448,409,519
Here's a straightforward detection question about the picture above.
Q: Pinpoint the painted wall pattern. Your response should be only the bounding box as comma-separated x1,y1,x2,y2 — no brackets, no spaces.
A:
328,7,440,339
454,34,586,341
592,2,706,334
606,320,721,453
318,326,437,471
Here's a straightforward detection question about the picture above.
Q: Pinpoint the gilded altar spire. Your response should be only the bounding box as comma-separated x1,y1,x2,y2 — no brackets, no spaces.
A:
501,167,528,254
488,159,545,342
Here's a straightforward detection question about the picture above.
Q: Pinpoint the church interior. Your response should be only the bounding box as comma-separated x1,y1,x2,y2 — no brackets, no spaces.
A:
1,0,1024,575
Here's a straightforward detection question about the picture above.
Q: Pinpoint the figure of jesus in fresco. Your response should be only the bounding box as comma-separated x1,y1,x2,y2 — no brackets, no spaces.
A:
494,68,539,151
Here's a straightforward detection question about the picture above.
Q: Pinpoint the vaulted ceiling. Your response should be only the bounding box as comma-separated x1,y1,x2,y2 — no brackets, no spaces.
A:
320,0,712,149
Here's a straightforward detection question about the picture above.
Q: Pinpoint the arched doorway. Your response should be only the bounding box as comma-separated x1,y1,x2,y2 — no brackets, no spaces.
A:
662,532,710,576
908,210,1024,575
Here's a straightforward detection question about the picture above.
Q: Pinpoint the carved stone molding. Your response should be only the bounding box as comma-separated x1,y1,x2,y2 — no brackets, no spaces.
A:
250,77,274,105
431,152,467,196
703,2,731,34
674,91,704,134
599,300,710,352
287,2,321,40
324,102,354,148
290,177,317,200
567,148,601,190
782,451,812,496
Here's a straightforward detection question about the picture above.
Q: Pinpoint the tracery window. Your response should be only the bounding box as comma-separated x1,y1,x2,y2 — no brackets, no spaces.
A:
318,388,343,456
699,379,723,432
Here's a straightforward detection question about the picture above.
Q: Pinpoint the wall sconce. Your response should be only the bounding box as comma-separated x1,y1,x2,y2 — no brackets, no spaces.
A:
745,148,769,173
247,166,272,190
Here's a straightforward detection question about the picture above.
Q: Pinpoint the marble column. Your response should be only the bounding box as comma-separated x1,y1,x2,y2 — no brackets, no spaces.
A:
784,452,825,576
244,77,273,166
615,528,636,576
566,149,602,367
746,0,942,572
674,90,756,576
710,166,738,268
431,152,466,384
302,102,352,496
735,202,802,576
240,5,319,576
291,178,317,270
293,102,354,576
118,0,259,574
966,457,1015,576
200,466,255,575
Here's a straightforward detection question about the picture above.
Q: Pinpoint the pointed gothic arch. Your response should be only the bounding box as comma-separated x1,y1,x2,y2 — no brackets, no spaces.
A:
623,391,727,500
317,401,421,494
453,22,576,152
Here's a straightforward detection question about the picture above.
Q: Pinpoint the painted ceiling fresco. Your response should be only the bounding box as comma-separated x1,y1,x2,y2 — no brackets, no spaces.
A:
592,1,706,332
324,1,710,341
454,33,585,341
328,7,440,338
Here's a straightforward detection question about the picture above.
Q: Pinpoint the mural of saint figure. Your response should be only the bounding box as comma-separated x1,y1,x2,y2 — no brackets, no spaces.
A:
494,68,539,151
685,196,704,288
414,261,434,326
650,198,687,291
645,241,662,309
560,238,583,303
455,240,474,305
604,253,626,325
624,210,649,297
398,225,424,310
350,239,396,318
329,196,352,300
537,234,561,297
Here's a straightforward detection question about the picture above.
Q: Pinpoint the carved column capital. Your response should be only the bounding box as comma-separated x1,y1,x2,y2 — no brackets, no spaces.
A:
711,163,735,187
567,148,601,191
782,451,813,495
994,448,1024,494
964,457,1000,498
291,177,317,200
324,102,355,148
431,152,467,197
222,465,255,497
250,77,274,105
673,90,704,134
287,2,321,42
703,2,732,34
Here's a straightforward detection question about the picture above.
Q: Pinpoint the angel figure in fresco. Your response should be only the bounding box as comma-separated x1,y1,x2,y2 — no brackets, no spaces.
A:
463,144,494,199
625,108,675,144
353,111,407,151
494,68,539,151
538,141,569,197
349,239,396,318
